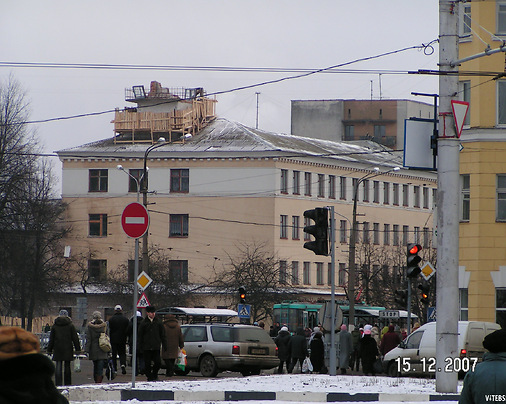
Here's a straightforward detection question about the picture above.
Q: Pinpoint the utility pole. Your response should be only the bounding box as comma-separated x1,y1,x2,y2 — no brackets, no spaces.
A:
255,92,260,129
436,0,460,393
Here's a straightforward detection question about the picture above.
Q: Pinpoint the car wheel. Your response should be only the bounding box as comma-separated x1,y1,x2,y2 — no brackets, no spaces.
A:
200,354,218,377
387,362,400,377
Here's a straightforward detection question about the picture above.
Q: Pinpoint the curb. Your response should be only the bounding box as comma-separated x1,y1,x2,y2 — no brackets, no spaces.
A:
66,387,461,402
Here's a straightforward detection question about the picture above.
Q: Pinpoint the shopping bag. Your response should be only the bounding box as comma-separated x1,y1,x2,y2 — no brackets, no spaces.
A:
105,358,116,380
99,332,112,352
176,348,187,371
302,357,313,373
74,356,81,372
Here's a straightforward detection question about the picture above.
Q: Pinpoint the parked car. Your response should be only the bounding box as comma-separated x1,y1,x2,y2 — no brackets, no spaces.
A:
181,323,279,377
383,321,501,378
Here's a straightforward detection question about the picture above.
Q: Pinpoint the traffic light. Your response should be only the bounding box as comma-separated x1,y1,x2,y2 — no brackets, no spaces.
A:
238,286,246,303
394,289,408,308
303,207,329,256
418,284,430,305
406,243,423,278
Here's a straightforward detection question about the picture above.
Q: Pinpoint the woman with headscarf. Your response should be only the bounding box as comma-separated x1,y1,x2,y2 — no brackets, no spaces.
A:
310,328,325,373
358,327,380,376
85,310,109,383
274,326,291,374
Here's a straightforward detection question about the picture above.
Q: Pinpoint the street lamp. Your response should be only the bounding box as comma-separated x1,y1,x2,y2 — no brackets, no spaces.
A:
347,166,400,327
141,134,192,274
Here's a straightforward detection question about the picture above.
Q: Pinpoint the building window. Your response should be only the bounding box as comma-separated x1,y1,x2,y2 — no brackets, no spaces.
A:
293,171,300,195
403,184,409,207
329,175,336,199
291,261,299,285
423,227,430,248
384,224,390,245
414,186,420,208
461,4,471,36
414,226,420,244
461,80,471,126
363,180,369,202
316,263,324,285
292,216,300,240
89,214,107,237
318,174,325,197
127,169,143,193
170,169,189,193
338,263,346,286
499,81,506,125
340,220,347,243
373,222,380,245
304,172,312,196
393,183,399,206
340,177,347,200
280,215,288,239
497,174,506,221
88,259,107,281
496,288,506,328
304,217,311,241
280,169,288,194
393,224,400,246
498,3,506,35
169,214,189,237
169,260,188,283
460,288,468,321
402,225,409,245
344,125,354,140
362,222,370,244
89,169,108,192
373,181,380,203
279,261,287,284
383,182,390,205
374,125,386,140
461,174,470,222
303,262,311,285
423,187,430,209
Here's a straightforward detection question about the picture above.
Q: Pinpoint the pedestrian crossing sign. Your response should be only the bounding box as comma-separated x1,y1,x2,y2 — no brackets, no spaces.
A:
238,304,251,318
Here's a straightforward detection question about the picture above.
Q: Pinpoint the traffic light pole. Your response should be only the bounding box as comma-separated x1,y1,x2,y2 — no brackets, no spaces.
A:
407,277,412,335
329,206,337,376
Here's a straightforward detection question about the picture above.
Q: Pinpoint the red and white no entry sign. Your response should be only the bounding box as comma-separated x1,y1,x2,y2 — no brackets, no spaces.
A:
121,202,149,238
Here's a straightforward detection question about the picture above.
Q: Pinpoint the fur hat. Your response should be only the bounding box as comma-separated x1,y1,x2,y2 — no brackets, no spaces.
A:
280,326,289,332
59,309,68,317
0,327,40,361
483,329,506,353
92,311,102,320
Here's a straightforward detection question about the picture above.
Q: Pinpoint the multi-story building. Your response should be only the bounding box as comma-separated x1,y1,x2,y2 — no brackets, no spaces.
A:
56,82,437,319
458,1,506,327
291,99,434,149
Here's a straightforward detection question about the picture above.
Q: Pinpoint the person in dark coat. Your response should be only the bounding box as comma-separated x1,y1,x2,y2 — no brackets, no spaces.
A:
288,327,309,373
379,324,401,356
310,329,325,373
274,326,291,374
127,310,145,375
162,314,184,377
108,304,130,374
350,324,363,371
338,324,353,374
138,306,167,381
0,326,69,404
47,309,81,386
460,328,506,404
85,310,109,383
358,328,380,375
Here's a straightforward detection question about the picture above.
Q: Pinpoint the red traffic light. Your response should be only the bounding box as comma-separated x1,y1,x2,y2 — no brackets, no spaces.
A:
408,244,422,255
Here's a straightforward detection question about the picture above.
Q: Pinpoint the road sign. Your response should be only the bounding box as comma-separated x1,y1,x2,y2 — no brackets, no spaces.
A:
121,202,149,238
451,100,469,138
238,304,251,318
137,292,150,308
379,309,400,319
420,261,436,281
427,307,436,322
137,271,153,290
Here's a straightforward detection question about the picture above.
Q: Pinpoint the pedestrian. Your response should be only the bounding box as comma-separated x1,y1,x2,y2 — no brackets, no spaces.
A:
274,325,291,374
310,328,325,373
108,304,129,375
162,314,184,377
0,326,69,404
459,328,506,404
371,325,381,347
127,310,145,375
288,327,308,373
85,310,109,383
358,328,380,376
379,324,401,356
258,321,265,329
337,324,353,374
47,309,81,386
138,306,167,381
350,324,361,371
43,323,51,333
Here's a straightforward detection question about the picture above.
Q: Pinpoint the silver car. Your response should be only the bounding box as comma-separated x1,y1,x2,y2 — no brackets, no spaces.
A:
181,323,278,377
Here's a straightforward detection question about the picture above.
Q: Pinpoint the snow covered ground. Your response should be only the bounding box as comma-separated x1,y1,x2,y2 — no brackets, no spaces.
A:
66,373,463,404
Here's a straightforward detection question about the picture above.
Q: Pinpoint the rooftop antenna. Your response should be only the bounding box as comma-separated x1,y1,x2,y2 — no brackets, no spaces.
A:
370,81,373,100
255,92,260,129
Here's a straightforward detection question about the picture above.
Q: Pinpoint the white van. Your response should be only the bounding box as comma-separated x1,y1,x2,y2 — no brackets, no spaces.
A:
383,321,501,377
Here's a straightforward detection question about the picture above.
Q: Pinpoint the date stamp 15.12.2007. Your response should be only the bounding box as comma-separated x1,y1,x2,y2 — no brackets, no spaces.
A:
395,357,478,373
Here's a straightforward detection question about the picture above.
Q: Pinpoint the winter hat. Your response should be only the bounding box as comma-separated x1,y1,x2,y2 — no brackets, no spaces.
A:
483,329,506,353
136,310,142,317
341,324,347,331
92,311,102,320
59,309,68,317
146,306,156,313
313,326,320,333
0,327,40,360
280,326,289,332
364,324,372,332
114,304,122,311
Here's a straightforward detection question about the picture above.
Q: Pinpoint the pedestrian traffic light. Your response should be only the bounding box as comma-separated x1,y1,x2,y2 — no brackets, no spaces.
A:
238,286,246,303
303,207,329,256
406,243,423,278
394,289,408,308
418,284,430,305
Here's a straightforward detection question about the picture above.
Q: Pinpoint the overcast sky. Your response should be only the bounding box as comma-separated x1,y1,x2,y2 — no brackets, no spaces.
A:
1,1,439,190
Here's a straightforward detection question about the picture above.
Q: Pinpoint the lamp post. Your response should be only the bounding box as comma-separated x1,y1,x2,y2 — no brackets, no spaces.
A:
347,166,400,327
